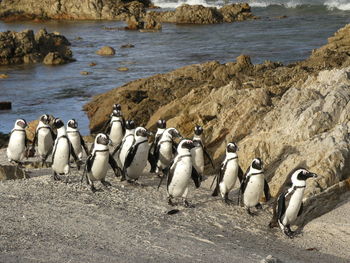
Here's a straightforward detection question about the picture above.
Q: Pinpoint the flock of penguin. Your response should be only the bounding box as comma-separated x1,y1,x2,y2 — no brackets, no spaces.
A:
5,103,318,238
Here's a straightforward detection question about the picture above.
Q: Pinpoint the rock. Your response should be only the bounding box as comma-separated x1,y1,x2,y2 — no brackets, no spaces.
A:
0,101,12,110
149,3,255,24
143,14,162,30
80,71,90,75
125,15,144,30
117,67,129,72
84,24,350,223
0,0,149,21
260,255,281,263
96,46,116,56
0,74,9,79
0,165,26,180
121,44,135,48
0,133,9,148
89,62,97,66
0,29,74,65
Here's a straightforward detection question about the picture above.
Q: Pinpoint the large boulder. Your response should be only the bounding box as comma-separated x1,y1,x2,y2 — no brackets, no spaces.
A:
0,29,74,65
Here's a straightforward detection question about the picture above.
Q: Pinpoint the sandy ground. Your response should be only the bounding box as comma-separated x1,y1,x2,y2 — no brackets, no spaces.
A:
0,148,349,263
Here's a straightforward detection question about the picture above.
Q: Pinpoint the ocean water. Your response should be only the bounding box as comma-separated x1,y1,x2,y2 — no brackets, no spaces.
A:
0,0,350,135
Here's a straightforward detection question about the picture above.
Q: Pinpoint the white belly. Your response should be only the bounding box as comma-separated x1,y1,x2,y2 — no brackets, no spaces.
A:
90,152,109,181
126,143,149,180
243,174,264,208
282,189,304,226
109,123,123,146
220,161,238,195
7,131,26,162
191,146,204,174
119,138,134,167
52,140,70,174
157,142,173,170
37,129,53,157
67,133,83,159
168,158,192,198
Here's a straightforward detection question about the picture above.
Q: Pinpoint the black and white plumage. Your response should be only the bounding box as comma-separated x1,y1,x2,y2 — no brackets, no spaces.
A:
150,119,166,173
105,110,125,148
123,127,154,182
212,142,244,204
82,133,120,192
240,158,271,215
269,167,317,238
190,125,214,179
154,127,182,173
66,119,89,161
165,139,201,207
51,118,79,180
7,119,28,164
30,114,56,166
113,120,136,169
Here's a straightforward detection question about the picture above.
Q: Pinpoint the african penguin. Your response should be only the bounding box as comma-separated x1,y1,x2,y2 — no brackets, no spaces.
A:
82,133,120,192
150,119,167,173
66,119,89,161
114,120,136,169
106,109,125,149
123,127,154,182
190,125,214,180
240,158,271,215
166,139,201,207
7,119,28,164
212,142,244,204
154,127,182,174
51,118,79,180
269,168,317,238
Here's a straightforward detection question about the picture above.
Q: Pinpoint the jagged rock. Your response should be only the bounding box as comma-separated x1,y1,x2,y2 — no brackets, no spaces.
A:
149,3,256,24
125,15,143,30
0,165,26,180
143,14,161,30
0,29,74,65
96,46,115,56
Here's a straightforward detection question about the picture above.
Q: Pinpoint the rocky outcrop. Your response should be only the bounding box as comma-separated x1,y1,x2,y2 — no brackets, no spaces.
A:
0,29,74,65
0,0,150,21
149,3,256,24
84,24,350,209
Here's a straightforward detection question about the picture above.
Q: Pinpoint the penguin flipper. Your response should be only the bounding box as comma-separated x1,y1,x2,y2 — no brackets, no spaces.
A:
112,143,122,157
297,202,304,217
212,163,224,196
109,154,121,177
172,142,178,155
69,140,80,170
154,144,161,163
79,133,89,155
148,151,157,172
165,160,175,191
237,165,244,183
191,167,201,188
240,175,250,195
277,192,286,222
264,179,271,201
121,117,126,134
123,145,137,170
203,145,215,169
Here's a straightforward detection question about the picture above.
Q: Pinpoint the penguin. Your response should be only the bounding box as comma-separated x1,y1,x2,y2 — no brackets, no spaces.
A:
123,127,154,182
240,158,271,215
82,133,120,192
7,119,28,164
106,109,125,149
149,119,167,173
66,119,89,161
190,125,214,180
113,120,136,169
154,127,182,174
51,118,79,181
269,167,317,238
165,139,201,207
101,103,123,133
30,114,56,166
212,142,244,204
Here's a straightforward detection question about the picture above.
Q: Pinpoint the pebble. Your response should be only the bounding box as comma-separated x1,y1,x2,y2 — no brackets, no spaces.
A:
80,71,90,75
117,67,129,72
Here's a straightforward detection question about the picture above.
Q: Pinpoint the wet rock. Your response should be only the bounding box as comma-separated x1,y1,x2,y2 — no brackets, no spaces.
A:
80,71,91,75
117,67,129,72
96,46,116,56
0,29,74,65
89,62,97,66
220,3,255,22
121,44,135,48
143,14,162,30
125,15,144,30
0,165,26,181
0,101,11,110
0,74,9,79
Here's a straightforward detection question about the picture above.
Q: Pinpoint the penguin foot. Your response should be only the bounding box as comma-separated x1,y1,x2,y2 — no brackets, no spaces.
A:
247,208,257,216
90,185,103,193
255,203,263,210
53,173,61,181
168,197,175,206
284,226,295,238
101,180,112,187
224,198,235,206
183,200,195,208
